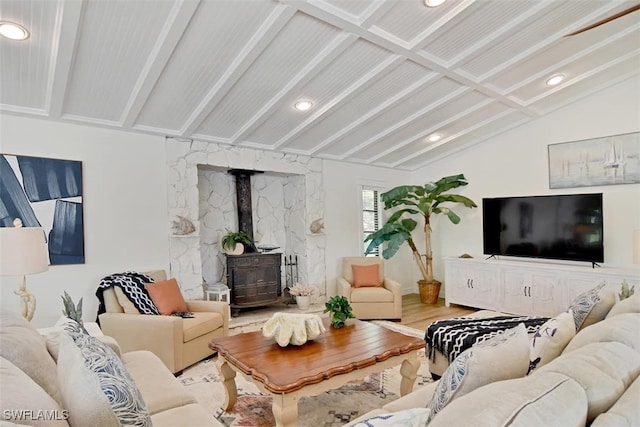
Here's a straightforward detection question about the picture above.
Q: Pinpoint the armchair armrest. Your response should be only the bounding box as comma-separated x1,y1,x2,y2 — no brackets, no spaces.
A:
382,277,402,296
98,313,183,371
186,300,229,335
337,277,353,298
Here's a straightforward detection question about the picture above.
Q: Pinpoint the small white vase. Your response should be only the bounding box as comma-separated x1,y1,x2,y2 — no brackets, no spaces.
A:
296,296,311,310
224,243,244,256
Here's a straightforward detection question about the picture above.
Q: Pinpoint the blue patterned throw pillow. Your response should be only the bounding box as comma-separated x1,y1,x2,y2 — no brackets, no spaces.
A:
426,323,529,423
57,320,151,427
567,282,606,330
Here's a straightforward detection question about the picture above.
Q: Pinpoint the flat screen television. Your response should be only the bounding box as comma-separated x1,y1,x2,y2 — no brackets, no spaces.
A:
483,193,603,263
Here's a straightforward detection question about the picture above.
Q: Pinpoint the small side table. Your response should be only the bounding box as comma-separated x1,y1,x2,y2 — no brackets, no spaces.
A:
206,287,231,303
205,285,231,320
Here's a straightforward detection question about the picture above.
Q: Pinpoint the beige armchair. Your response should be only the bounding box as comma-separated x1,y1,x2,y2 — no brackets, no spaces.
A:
98,270,229,374
337,257,402,321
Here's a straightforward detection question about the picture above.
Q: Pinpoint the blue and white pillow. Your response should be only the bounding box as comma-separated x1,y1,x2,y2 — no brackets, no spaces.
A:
57,320,151,427
528,309,576,374
352,408,431,426
426,323,529,423
566,282,606,330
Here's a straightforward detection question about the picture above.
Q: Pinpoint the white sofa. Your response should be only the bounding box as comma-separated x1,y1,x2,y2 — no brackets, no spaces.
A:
0,313,223,427
346,291,640,426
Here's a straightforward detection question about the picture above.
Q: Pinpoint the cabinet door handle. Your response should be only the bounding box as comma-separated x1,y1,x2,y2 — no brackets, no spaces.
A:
470,279,474,289
528,286,532,297
523,286,527,296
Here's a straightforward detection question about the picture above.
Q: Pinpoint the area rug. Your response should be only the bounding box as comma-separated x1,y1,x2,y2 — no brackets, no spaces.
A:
178,322,431,427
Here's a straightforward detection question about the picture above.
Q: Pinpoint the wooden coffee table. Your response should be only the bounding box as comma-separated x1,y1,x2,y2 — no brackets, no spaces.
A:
209,318,424,427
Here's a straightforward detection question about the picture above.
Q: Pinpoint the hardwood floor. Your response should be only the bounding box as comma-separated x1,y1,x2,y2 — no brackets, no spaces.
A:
400,293,478,331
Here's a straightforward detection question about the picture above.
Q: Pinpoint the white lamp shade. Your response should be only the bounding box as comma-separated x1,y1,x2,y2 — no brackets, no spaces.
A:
0,227,49,276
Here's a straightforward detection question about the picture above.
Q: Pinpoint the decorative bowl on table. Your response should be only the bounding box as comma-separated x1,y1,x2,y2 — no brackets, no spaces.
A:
262,312,326,347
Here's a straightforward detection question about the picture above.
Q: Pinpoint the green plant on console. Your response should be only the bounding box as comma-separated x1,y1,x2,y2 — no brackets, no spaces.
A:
221,229,253,251
324,296,355,328
619,280,635,300
61,291,83,324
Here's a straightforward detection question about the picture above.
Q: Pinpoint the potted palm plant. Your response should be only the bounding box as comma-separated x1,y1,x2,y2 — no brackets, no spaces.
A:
221,229,253,255
365,174,477,304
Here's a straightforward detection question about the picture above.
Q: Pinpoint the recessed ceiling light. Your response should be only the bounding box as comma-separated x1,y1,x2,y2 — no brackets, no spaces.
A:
0,21,30,40
546,74,565,86
294,100,313,111
428,133,442,143
424,0,446,7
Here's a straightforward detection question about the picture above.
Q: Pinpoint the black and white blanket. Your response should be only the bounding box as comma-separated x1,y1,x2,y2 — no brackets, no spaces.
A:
425,315,549,363
96,271,159,322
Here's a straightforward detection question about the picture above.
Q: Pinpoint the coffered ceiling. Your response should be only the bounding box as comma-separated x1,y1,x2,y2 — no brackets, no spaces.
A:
1,0,639,170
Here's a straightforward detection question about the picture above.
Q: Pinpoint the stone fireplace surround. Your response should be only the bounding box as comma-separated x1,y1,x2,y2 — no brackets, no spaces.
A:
167,139,326,302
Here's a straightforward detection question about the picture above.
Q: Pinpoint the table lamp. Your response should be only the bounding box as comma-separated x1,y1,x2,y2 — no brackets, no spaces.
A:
0,218,49,321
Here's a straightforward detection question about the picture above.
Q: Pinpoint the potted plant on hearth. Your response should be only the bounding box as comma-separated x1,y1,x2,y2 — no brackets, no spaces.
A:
288,283,317,310
364,174,477,304
221,229,253,255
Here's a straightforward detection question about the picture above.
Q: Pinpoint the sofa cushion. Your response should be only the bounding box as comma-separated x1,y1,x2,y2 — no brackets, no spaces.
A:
0,356,70,427
183,312,224,342
0,313,62,405
352,264,382,287
606,293,640,319
566,282,606,330
351,408,430,426
563,313,640,354
122,350,197,415
591,374,640,427
426,323,529,423
428,372,587,427
538,341,640,422
145,278,188,315
350,287,394,303
150,403,220,427
57,320,151,427
528,309,576,374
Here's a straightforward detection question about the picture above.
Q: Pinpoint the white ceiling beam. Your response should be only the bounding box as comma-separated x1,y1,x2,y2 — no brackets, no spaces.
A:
230,32,357,144
120,0,201,128
47,0,85,118
271,54,405,149
180,4,296,136
309,72,439,155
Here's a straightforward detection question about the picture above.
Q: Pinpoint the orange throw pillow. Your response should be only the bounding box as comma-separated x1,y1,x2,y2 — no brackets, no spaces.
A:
145,278,188,315
352,264,382,288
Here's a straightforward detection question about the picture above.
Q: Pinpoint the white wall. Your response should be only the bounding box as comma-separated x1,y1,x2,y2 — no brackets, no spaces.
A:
0,116,169,327
323,160,412,295
410,75,640,290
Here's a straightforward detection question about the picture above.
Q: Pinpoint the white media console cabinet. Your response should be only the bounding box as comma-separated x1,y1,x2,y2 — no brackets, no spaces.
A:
444,257,640,317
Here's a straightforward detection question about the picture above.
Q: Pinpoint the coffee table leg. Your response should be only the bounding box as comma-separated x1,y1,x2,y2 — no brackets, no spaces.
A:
272,393,298,427
399,352,421,396
216,357,237,410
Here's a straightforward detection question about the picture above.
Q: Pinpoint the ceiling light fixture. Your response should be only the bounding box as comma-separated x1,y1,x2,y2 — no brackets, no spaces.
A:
546,74,565,86
294,100,313,111
428,133,442,143
0,21,30,40
424,0,446,7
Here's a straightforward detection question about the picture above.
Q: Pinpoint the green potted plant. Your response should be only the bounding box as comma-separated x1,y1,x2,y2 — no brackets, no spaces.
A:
364,174,477,304
61,291,83,325
324,296,355,328
221,229,253,255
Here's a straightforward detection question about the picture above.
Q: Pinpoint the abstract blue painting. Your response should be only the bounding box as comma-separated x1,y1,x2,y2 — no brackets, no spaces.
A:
0,154,84,265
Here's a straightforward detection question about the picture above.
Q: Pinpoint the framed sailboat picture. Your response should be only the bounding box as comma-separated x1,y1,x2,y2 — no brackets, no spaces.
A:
548,132,640,189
